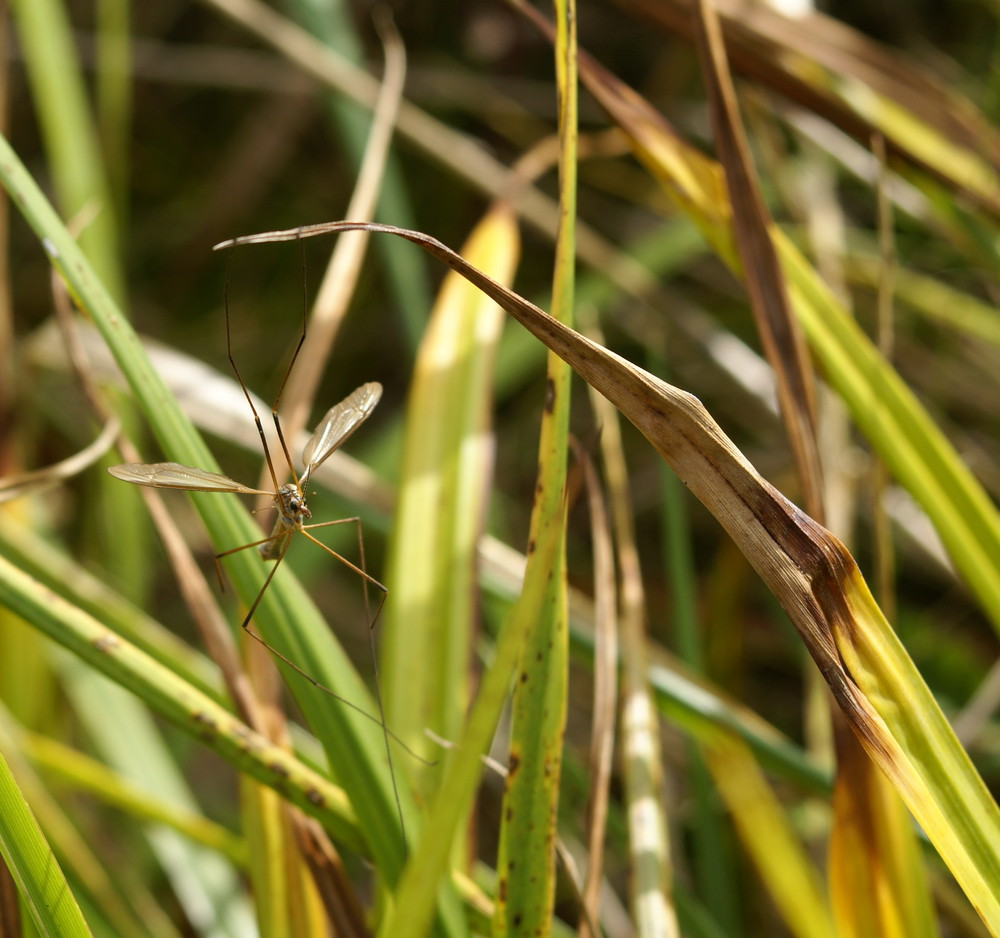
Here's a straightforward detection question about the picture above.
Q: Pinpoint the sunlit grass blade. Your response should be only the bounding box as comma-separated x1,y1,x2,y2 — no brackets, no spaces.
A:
0,742,93,938
703,734,835,938
382,205,518,796
0,554,368,849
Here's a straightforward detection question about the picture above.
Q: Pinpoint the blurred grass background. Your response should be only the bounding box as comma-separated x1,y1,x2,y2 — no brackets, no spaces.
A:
2,1,1000,936
10,0,997,711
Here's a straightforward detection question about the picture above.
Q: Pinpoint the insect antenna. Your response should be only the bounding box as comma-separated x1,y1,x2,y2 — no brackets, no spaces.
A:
222,250,288,494
262,238,309,487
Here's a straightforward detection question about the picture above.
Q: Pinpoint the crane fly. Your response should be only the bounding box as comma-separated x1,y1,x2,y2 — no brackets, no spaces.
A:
109,379,384,641
108,243,430,857
108,255,389,673
109,380,384,632
109,379,417,844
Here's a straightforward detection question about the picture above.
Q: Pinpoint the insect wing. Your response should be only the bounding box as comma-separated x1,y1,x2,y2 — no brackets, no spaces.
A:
300,382,382,478
108,462,268,495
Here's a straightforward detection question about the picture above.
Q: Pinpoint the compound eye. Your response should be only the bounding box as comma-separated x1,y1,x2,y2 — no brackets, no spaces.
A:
291,492,311,520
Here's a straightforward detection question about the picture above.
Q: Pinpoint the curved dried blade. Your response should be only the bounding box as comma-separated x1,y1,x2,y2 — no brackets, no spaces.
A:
0,416,120,504
300,382,382,483
108,462,268,495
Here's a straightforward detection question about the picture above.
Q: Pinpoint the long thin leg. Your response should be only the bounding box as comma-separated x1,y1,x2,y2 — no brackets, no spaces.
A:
212,528,288,590
297,520,387,594
218,536,424,763
215,530,290,560
298,520,406,854
350,517,404,856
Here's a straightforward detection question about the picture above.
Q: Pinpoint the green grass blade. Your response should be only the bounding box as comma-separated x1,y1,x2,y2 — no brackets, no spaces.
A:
0,554,367,851
493,2,576,932
11,0,123,301
382,207,518,785
379,513,567,938
0,745,93,938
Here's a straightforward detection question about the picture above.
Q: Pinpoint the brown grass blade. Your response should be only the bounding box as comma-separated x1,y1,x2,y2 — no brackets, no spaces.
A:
691,0,823,521
614,0,1000,214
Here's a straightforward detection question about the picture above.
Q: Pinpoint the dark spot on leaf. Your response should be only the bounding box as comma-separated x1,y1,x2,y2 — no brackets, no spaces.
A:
544,377,555,412
192,712,217,738
269,762,290,780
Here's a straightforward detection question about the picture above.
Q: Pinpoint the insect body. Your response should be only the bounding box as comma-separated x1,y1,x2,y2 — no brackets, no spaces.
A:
108,382,383,629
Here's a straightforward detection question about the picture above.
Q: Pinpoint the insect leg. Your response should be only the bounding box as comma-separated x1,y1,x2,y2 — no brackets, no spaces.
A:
297,521,406,853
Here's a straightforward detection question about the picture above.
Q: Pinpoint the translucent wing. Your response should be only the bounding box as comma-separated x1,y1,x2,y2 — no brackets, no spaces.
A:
300,382,382,482
108,462,269,495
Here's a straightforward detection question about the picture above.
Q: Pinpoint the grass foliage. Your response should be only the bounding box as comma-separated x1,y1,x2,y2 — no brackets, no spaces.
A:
1,2,999,937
